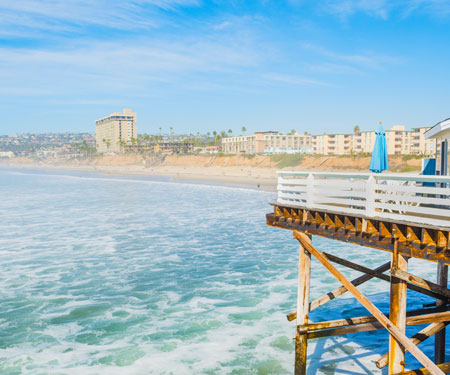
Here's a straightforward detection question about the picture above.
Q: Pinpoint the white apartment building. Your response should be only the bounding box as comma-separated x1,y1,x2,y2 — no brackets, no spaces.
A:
222,131,311,154
222,126,435,156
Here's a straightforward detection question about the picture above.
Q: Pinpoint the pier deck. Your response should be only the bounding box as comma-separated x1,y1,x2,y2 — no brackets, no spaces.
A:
267,172,450,375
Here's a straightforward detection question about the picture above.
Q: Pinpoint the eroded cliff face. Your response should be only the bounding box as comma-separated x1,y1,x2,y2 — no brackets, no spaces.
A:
1,153,422,173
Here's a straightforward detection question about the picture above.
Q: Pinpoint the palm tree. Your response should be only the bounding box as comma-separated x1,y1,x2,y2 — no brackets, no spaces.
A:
228,129,232,137
241,126,246,135
354,125,360,134
170,126,173,135
159,127,162,135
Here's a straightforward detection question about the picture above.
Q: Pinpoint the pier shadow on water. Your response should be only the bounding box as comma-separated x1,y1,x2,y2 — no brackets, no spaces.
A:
304,289,447,375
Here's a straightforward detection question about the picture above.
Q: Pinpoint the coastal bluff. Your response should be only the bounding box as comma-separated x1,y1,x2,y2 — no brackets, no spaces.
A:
0,154,423,189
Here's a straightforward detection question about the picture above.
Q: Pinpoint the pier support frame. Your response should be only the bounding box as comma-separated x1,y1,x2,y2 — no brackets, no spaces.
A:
290,230,447,375
267,205,450,375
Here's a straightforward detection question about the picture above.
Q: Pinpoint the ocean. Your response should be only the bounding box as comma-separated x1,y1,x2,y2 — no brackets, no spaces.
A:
0,168,444,374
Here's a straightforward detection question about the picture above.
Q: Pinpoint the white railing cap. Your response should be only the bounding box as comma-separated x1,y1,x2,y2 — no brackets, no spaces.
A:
277,171,450,184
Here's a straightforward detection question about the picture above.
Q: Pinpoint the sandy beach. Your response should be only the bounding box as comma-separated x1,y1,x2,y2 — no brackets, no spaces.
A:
0,159,279,191
0,153,423,191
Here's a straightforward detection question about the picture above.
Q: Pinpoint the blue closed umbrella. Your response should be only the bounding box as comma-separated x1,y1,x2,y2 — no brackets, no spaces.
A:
369,124,389,173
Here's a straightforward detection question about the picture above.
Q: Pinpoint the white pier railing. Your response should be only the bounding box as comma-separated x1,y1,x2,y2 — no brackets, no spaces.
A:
277,172,450,228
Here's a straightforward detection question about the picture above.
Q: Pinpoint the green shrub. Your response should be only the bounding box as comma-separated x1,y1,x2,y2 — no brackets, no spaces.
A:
270,154,304,168
401,154,422,161
398,166,420,173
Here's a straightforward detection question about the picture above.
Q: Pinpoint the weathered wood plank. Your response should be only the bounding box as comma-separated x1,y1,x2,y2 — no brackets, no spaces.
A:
307,311,450,339
436,262,448,364
399,362,450,375
266,210,450,263
287,261,391,322
389,239,408,375
302,308,450,333
391,269,450,299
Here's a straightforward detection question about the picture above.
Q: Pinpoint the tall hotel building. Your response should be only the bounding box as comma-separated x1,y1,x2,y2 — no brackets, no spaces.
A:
95,108,137,153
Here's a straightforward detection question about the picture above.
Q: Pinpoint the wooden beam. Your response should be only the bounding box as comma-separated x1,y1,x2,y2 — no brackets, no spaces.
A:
399,362,450,375
436,262,448,364
391,269,450,299
310,260,390,312
266,212,450,263
307,311,450,339
307,321,383,338
389,238,408,375
325,252,446,300
286,261,391,322
301,308,450,333
295,235,311,375
299,314,379,333
377,322,449,369
294,231,445,375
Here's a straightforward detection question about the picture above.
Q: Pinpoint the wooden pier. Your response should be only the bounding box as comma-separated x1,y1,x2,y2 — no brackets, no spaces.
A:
267,172,450,375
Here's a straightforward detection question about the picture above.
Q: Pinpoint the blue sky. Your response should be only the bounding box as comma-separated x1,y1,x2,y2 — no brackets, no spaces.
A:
0,0,449,135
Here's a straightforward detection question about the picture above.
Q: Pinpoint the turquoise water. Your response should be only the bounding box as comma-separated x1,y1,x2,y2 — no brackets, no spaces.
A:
0,169,444,374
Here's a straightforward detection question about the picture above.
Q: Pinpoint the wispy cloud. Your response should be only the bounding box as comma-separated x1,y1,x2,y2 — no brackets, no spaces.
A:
0,33,263,97
264,73,329,86
321,0,450,20
300,43,402,70
0,0,200,38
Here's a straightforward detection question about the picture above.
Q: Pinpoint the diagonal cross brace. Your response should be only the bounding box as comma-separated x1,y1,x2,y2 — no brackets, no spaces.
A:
287,260,391,321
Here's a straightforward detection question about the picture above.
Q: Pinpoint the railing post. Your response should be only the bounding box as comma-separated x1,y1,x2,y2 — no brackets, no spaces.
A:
306,173,314,209
277,173,282,203
366,175,376,217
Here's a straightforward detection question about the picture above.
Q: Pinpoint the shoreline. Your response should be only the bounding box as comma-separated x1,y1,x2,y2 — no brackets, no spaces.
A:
0,162,278,191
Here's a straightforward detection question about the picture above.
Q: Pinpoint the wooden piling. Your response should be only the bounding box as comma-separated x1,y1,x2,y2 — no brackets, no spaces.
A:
389,238,409,375
295,235,311,375
436,262,448,364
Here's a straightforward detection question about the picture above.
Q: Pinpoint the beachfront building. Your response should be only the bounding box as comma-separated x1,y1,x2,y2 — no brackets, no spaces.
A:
224,126,435,156
124,141,193,155
222,131,312,154
411,126,437,155
312,134,354,155
385,125,412,155
95,108,137,154
352,131,377,154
